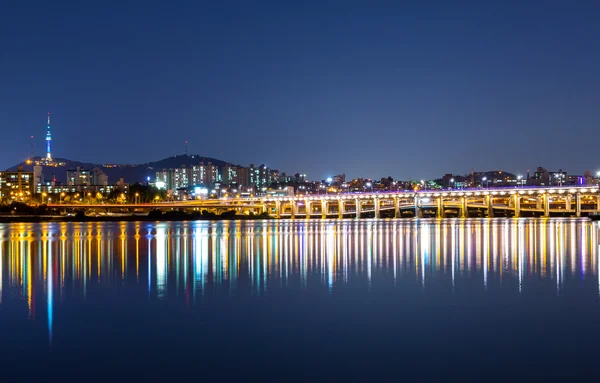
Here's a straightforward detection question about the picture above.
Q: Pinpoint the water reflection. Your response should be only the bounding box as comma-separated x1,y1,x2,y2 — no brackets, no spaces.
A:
0,219,598,343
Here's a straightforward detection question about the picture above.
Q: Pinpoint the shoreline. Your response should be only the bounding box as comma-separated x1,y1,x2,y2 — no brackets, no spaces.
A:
0,215,594,223
0,214,273,223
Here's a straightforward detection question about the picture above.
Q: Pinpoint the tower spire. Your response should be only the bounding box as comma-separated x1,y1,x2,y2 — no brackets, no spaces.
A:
46,112,52,161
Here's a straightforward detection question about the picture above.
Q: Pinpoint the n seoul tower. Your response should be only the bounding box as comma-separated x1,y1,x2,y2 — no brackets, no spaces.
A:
46,112,52,160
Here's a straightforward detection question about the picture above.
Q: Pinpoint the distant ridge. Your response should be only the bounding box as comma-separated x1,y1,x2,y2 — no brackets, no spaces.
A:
8,154,237,184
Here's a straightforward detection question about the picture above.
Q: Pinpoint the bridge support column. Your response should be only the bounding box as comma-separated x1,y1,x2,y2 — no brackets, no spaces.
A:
394,197,400,218
415,195,423,218
338,199,345,219
374,197,380,218
513,194,520,218
321,200,327,219
355,198,361,218
305,200,311,219
576,193,581,217
291,200,297,219
262,203,267,214
486,195,494,218
436,197,444,218
544,194,550,217
461,197,469,218
566,196,572,213
275,200,281,218
536,197,542,210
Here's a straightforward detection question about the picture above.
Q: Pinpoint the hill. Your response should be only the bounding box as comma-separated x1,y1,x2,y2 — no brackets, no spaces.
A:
7,154,236,184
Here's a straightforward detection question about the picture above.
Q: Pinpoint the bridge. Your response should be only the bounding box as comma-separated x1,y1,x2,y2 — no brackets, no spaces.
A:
48,185,600,219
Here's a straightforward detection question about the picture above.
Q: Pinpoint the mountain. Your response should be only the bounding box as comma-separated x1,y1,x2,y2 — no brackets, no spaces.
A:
7,154,236,184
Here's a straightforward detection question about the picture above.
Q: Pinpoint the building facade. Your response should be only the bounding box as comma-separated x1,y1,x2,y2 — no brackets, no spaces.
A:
0,169,35,201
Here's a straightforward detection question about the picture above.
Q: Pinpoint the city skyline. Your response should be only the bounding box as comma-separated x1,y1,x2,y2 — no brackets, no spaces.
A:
9,128,597,184
2,1,600,179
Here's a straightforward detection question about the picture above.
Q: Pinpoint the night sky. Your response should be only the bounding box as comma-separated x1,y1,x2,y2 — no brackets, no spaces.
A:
2,1,600,180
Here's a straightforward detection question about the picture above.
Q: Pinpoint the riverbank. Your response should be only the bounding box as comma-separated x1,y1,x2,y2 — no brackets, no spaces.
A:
0,212,272,223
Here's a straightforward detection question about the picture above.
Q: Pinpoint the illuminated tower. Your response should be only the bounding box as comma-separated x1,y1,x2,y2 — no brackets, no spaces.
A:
46,112,52,161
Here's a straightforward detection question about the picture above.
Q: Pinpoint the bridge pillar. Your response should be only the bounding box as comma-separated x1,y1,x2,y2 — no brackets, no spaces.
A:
355,198,361,218
513,194,520,218
415,195,423,218
275,200,281,218
338,199,345,219
321,200,327,219
565,196,572,212
544,194,550,217
305,200,311,219
394,197,400,218
536,196,542,210
291,200,296,219
486,195,494,218
576,193,581,217
374,197,380,218
436,197,444,218
261,203,267,214
461,197,469,218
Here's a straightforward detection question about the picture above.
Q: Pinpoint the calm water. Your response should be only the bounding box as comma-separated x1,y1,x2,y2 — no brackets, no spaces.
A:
1,219,599,380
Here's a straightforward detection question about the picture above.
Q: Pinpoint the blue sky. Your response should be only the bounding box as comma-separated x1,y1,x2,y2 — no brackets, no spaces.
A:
2,0,599,179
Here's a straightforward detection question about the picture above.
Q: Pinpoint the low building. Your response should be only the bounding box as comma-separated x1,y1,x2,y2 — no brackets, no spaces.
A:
527,167,567,186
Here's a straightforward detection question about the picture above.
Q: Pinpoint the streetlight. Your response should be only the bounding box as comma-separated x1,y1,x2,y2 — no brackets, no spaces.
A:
517,175,523,188
41,192,47,204
135,192,140,204
365,182,372,193
60,192,65,204
450,178,455,190
482,177,488,189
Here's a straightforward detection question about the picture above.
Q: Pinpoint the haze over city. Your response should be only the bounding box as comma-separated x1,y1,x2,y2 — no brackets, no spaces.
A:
2,1,600,179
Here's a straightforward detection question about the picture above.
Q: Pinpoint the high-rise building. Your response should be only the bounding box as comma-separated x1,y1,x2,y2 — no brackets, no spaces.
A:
173,167,190,189
249,164,270,191
0,168,34,201
33,165,44,186
157,163,223,190
222,165,240,186
155,169,172,189
92,167,108,187
67,167,92,186
191,165,206,186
